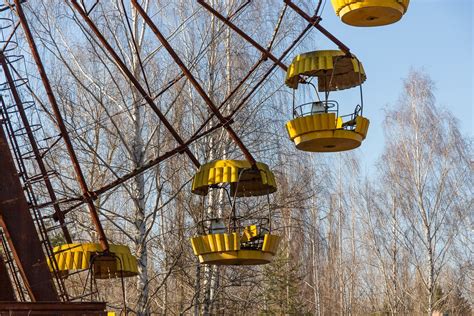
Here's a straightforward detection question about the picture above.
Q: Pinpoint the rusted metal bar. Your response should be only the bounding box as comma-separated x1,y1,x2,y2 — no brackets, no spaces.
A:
132,0,257,166
39,0,264,207
0,302,107,314
0,253,16,301
91,121,227,196
0,124,59,301
197,0,288,71
283,0,351,55
13,0,109,251
0,94,70,300
229,21,315,117
0,53,72,243
69,0,201,168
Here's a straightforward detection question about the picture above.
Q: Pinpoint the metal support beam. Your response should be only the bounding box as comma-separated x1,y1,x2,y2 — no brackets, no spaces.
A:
31,5,315,213
13,0,109,251
197,0,288,71
0,124,58,301
0,53,72,243
69,0,201,168
0,302,107,314
132,0,257,166
283,0,351,55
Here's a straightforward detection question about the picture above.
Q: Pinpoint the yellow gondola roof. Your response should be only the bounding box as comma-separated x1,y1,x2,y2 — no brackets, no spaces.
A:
191,159,277,197
285,50,366,91
49,243,138,279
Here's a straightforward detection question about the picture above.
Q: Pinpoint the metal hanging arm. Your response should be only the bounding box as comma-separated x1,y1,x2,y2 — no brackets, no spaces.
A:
13,0,109,251
131,0,257,166
283,0,352,56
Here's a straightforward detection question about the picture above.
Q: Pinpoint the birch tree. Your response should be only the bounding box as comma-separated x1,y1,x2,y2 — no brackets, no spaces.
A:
379,70,472,315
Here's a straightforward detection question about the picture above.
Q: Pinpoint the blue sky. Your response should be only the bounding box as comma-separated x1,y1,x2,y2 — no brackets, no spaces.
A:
308,0,473,172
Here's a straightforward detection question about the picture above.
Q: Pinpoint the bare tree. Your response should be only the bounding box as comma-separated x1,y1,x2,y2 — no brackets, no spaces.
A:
378,70,471,315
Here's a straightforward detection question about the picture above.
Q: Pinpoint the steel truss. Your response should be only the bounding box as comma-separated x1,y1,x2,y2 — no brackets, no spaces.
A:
0,0,353,306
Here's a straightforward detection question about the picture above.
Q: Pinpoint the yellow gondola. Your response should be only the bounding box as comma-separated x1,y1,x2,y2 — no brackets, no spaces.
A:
285,50,369,152
331,0,410,27
190,160,280,265
48,243,138,279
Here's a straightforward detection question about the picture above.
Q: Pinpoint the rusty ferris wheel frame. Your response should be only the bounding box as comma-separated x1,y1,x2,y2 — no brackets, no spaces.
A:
0,0,352,306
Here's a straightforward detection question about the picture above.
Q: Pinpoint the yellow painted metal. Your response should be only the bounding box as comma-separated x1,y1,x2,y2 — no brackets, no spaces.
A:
285,50,366,91
331,0,409,27
191,159,277,197
286,113,370,152
49,243,138,279
190,233,280,265
241,225,258,242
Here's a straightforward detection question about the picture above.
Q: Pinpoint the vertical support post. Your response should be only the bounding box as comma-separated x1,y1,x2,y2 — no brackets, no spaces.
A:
0,124,59,301
13,0,109,251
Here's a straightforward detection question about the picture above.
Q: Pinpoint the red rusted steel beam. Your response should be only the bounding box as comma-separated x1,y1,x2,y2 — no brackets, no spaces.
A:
13,0,109,251
0,253,16,301
0,125,59,301
162,2,300,143
283,0,351,55
69,0,201,169
197,0,288,71
229,21,315,117
43,4,309,205
132,0,257,166
12,2,312,217
0,302,107,314
0,53,72,243
187,58,265,141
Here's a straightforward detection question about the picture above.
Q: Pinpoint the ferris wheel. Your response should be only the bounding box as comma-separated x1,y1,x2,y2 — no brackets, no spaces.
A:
0,0,409,312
